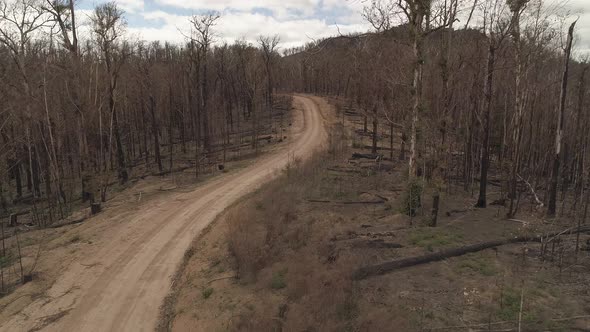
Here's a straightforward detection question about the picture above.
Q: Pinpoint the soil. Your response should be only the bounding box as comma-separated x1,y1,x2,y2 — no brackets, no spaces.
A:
0,95,328,331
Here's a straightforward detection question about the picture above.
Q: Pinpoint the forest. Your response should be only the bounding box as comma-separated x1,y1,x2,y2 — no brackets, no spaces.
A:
0,1,285,225
1,0,590,330
282,0,589,220
2,0,586,226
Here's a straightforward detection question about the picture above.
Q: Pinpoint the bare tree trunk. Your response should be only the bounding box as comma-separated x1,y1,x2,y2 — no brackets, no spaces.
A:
548,21,577,217
390,122,394,160
372,111,378,155
111,94,128,184
202,54,210,152
169,84,174,173
508,5,526,217
409,32,424,177
476,44,496,208
149,96,163,173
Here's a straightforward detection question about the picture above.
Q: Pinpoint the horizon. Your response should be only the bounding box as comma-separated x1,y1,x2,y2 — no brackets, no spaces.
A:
71,0,590,54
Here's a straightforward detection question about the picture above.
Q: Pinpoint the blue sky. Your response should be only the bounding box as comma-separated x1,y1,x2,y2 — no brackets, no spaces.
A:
74,0,590,53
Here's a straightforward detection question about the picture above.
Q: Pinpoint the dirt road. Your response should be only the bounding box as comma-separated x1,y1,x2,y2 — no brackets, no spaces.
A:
0,96,327,332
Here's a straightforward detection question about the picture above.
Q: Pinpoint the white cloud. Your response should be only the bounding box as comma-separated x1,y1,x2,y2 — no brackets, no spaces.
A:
136,10,370,49
568,0,590,55
99,0,145,13
154,0,319,18
85,0,589,55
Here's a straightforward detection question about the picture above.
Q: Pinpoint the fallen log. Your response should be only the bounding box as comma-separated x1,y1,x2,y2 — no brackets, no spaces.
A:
307,199,332,203
353,225,590,280
363,145,393,150
474,178,502,187
352,239,403,249
446,209,470,215
359,192,389,201
342,200,385,205
327,167,362,174
48,217,87,229
351,153,382,160
307,199,385,205
361,163,394,172
426,314,590,331
354,129,374,137
0,209,30,220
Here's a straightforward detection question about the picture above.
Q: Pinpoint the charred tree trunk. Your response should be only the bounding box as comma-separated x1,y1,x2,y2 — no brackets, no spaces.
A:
476,44,497,208
111,95,128,184
390,122,394,160
548,21,576,217
149,95,163,173
372,113,378,155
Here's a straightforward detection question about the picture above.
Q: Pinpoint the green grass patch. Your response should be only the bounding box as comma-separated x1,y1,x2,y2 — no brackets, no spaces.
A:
457,253,497,276
0,253,14,269
255,201,265,210
336,298,359,321
497,287,538,323
201,287,214,299
270,271,287,290
497,287,521,320
409,227,462,250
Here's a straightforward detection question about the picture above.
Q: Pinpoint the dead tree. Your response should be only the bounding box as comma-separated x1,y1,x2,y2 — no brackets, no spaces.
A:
0,0,50,200
189,13,220,153
506,0,530,217
91,2,129,184
44,0,89,198
547,20,577,217
475,0,515,208
364,0,455,178
259,35,280,110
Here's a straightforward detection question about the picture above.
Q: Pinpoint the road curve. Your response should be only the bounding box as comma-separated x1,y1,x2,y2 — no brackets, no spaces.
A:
0,95,327,332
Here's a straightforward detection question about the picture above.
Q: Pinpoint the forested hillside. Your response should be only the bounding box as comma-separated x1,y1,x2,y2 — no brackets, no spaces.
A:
279,0,588,220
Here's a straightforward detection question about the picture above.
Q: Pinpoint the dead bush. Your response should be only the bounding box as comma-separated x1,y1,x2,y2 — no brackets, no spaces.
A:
227,208,269,281
283,267,358,331
229,311,279,332
226,155,326,282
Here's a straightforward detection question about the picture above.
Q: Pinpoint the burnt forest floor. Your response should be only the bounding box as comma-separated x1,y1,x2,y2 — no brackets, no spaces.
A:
165,95,590,332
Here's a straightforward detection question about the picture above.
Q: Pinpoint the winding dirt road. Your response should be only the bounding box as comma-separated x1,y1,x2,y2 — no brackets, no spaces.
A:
0,96,327,331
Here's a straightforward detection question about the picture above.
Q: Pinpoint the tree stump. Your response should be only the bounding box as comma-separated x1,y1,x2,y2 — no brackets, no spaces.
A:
82,175,92,202
430,192,440,227
8,213,17,227
22,274,33,284
91,203,102,215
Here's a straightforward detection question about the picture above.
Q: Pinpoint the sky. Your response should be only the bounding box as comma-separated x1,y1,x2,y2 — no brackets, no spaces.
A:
74,0,590,53
76,0,371,50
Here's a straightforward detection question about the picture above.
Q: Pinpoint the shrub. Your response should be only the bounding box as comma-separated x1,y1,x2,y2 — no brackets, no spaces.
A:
271,271,287,290
201,287,214,299
400,179,423,216
227,209,269,281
